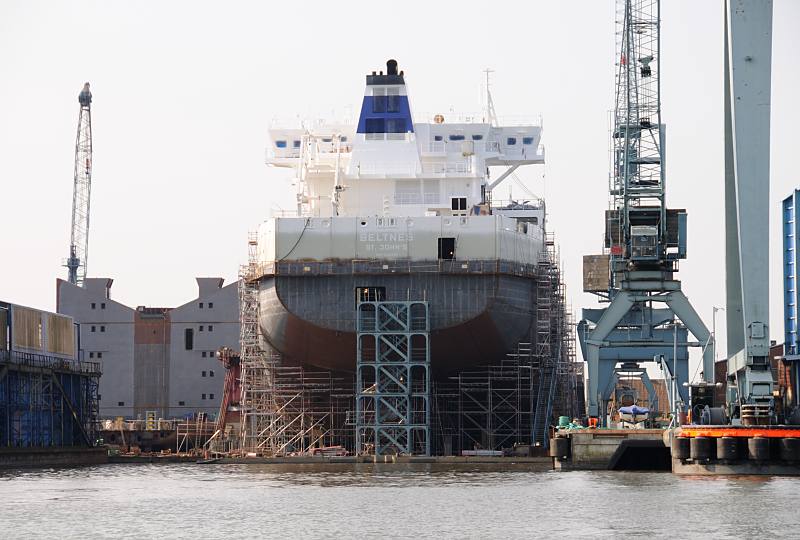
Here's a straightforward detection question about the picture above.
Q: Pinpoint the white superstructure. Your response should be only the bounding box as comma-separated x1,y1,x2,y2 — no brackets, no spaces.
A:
260,59,546,266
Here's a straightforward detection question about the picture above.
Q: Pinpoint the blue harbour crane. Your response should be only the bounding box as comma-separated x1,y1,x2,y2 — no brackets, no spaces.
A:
578,0,714,426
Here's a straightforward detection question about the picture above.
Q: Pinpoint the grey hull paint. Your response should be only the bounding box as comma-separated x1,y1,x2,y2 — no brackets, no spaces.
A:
258,273,539,377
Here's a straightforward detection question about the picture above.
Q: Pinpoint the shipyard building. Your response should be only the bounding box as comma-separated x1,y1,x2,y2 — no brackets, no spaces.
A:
57,277,239,419
0,301,103,466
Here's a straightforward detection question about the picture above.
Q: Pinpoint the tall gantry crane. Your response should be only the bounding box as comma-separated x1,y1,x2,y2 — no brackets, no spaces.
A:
65,83,93,286
578,0,713,426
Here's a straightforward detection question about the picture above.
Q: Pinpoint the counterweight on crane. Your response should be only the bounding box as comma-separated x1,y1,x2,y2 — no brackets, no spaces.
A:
65,83,93,287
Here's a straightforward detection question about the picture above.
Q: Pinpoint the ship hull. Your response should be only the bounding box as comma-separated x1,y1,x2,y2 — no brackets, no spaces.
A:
258,270,539,377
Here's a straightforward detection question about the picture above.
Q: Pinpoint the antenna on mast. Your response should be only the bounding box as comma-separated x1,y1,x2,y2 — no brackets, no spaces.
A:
483,68,498,126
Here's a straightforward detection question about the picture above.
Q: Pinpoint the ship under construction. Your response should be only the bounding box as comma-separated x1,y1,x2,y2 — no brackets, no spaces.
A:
213,60,584,457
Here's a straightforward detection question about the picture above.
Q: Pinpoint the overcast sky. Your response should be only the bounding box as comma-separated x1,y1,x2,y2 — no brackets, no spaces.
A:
1,1,798,371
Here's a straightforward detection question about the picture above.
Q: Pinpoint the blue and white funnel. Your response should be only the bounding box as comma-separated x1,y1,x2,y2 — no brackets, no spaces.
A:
349,59,421,175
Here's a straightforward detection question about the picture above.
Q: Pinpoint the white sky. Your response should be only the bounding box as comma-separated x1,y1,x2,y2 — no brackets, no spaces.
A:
1,1,798,372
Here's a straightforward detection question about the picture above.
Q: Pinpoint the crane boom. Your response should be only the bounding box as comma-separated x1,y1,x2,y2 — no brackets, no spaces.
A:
65,83,93,287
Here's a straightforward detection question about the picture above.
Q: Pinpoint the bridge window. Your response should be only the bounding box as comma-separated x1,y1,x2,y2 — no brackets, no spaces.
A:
386,119,406,133
434,135,443,142
507,137,517,145
366,118,385,133
292,140,301,149
472,134,483,141
387,88,400,113
372,88,386,112
275,140,287,148
449,134,465,141
523,137,534,145
451,197,467,211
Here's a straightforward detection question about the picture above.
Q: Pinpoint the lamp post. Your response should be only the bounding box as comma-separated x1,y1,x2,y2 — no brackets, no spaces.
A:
712,306,725,366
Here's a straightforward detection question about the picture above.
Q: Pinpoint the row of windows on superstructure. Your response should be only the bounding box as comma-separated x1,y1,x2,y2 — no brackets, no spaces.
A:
90,324,213,333
90,302,106,309
275,137,348,148
110,398,216,407
433,134,535,145
198,302,214,309
175,395,216,405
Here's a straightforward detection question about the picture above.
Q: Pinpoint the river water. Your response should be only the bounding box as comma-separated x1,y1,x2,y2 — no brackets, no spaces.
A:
0,463,797,539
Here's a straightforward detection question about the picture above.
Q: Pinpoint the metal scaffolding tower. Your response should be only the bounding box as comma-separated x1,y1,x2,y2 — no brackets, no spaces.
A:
455,360,531,452
65,83,93,287
427,252,579,456
236,234,355,456
532,235,559,446
356,301,430,456
237,233,278,454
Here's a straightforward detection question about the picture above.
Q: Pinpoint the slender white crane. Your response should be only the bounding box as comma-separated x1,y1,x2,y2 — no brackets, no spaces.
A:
65,83,93,286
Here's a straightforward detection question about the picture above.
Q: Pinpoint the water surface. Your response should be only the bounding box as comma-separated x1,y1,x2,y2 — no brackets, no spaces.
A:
1,463,797,539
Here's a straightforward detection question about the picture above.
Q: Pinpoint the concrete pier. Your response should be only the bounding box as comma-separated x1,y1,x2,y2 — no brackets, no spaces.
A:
0,447,107,469
552,429,669,470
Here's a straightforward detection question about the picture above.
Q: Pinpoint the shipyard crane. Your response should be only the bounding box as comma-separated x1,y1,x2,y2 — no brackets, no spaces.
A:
65,83,93,287
578,0,714,426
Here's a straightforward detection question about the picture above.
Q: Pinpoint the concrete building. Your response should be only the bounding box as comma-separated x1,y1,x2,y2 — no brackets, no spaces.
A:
57,277,239,420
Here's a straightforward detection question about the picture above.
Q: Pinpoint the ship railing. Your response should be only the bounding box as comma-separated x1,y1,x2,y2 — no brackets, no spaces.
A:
497,144,545,161
266,259,541,278
423,140,518,159
414,112,541,126
0,349,102,375
490,198,545,210
355,163,419,177
422,141,447,154
270,209,300,218
423,161,473,175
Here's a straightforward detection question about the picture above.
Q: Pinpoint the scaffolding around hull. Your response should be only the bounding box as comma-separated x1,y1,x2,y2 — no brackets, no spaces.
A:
229,237,581,456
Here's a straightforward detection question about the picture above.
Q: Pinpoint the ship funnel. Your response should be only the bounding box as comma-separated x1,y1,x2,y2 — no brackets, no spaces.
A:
349,59,421,175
